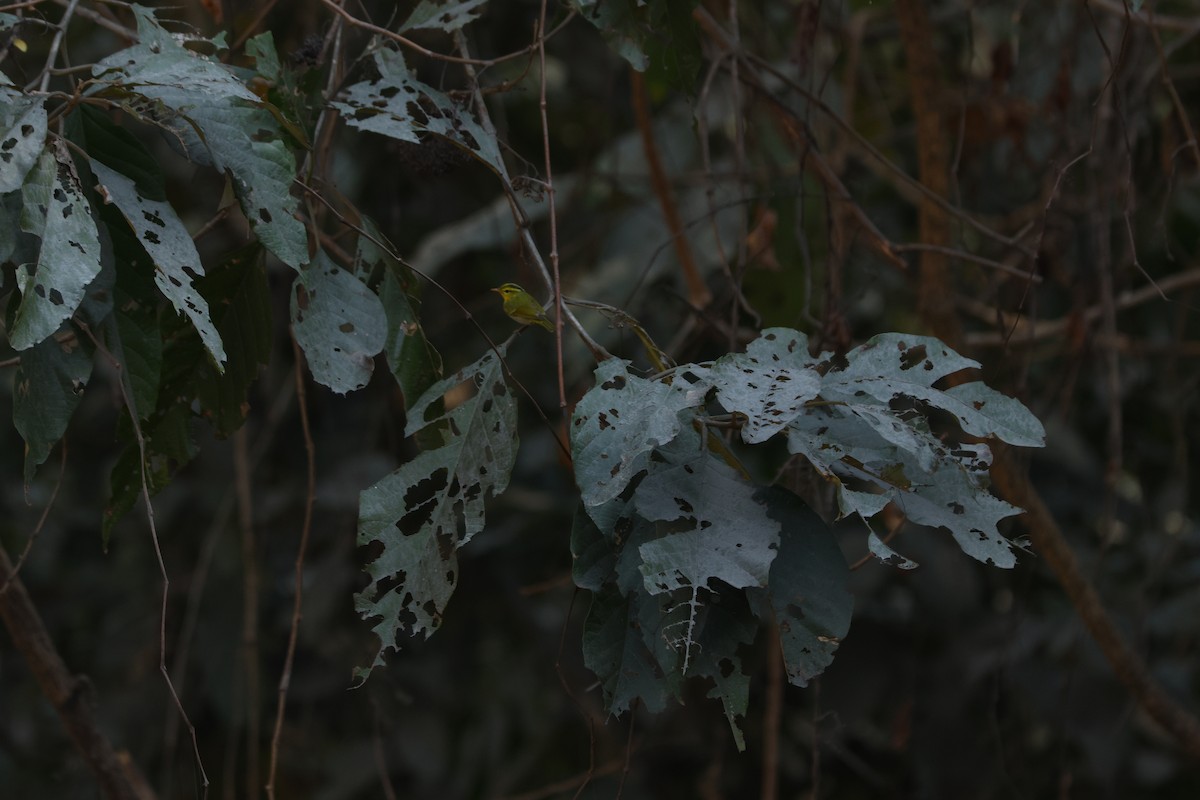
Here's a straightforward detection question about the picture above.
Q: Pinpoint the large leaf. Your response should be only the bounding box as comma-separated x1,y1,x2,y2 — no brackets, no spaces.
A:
703,328,1044,568
571,358,709,510
702,328,822,444
582,585,672,716
331,48,504,175
355,347,517,681
10,143,102,350
356,219,441,407
761,488,853,687
89,7,306,270
291,251,387,394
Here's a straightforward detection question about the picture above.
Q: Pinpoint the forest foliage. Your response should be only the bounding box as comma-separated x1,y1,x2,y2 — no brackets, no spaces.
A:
2,1,1199,798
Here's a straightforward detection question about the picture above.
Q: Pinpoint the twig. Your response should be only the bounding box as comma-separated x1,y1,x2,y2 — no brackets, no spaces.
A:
47,0,137,41
964,266,1200,347
452,30,612,364
317,0,574,68
31,0,80,93
264,339,317,799
77,322,209,791
895,0,961,346
535,1,567,409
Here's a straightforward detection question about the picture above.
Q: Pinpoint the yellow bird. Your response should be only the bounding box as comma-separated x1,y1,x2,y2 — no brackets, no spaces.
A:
491,283,554,331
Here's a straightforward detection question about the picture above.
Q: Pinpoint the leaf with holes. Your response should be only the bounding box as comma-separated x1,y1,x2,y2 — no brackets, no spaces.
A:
355,347,517,681
400,0,488,32
10,144,101,350
291,252,387,395
0,90,46,192
90,7,306,270
332,48,504,175
702,327,822,444
571,358,710,511
91,160,225,368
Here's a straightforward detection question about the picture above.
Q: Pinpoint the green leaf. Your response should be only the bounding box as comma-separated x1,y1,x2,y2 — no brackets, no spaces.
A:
702,328,822,444
90,6,307,270
570,0,701,91
69,104,166,201
400,0,488,33
291,252,387,394
245,33,282,83
569,0,650,70
761,487,853,687
582,585,671,716
331,48,504,175
633,440,779,674
356,220,441,406
192,244,272,436
10,143,102,350
0,91,46,192
91,160,226,368
571,358,709,510
12,333,92,483
703,328,1043,568
635,445,779,595
355,347,517,681
104,245,271,538
689,587,757,751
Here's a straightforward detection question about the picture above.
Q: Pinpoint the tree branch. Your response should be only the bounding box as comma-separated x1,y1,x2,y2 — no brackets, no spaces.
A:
0,544,153,800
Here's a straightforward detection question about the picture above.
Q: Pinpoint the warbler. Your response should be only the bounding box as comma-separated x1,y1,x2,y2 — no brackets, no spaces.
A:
491,283,554,331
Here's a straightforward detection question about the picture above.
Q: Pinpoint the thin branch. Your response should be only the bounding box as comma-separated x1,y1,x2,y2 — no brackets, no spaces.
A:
535,2,566,409
77,322,208,791
46,0,137,41
452,29,612,364
1091,0,1200,32
964,266,1200,347
264,340,318,799
317,0,574,68
31,0,80,93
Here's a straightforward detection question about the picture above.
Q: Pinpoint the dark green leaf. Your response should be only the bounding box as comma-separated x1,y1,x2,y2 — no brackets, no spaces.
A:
12,333,92,483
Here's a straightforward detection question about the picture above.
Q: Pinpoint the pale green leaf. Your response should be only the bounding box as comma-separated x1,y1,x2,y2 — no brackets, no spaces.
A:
90,7,306,269
332,48,504,175
291,252,387,395
10,144,101,350
355,347,516,681
400,0,488,32
571,358,709,509
702,327,822,444
91,160,226,367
